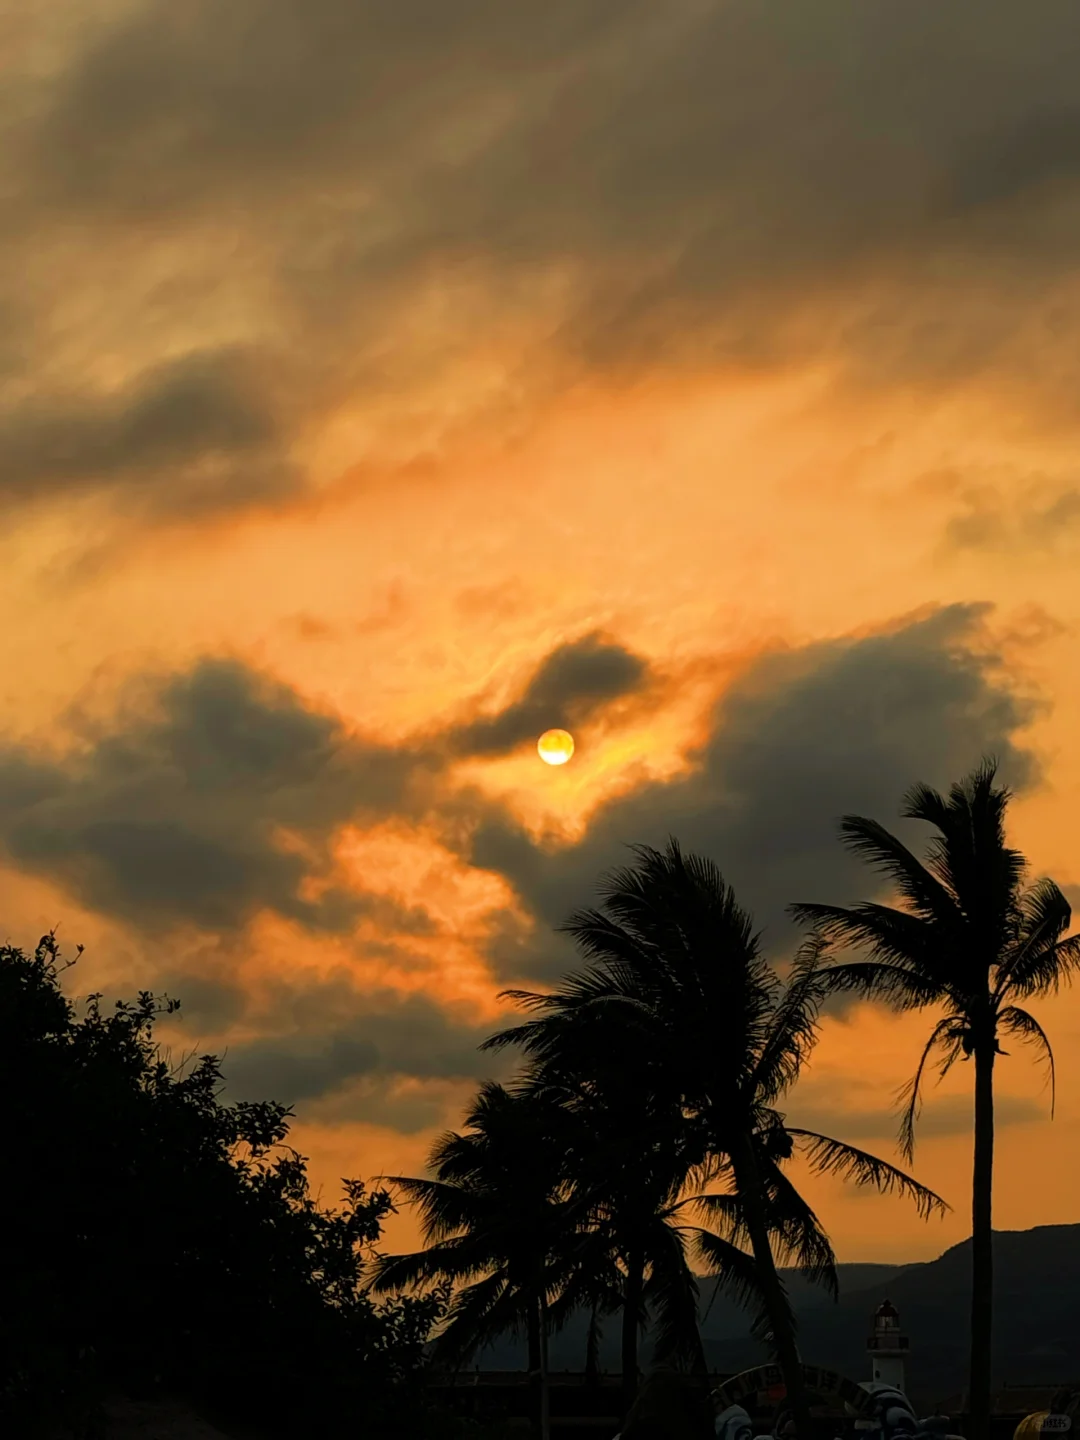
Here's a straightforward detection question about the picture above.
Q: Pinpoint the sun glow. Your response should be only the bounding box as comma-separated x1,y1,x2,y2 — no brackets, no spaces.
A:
537,728,575,765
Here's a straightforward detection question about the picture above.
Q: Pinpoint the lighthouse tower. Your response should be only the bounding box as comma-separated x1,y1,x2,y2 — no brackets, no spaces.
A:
866,1300,909,1392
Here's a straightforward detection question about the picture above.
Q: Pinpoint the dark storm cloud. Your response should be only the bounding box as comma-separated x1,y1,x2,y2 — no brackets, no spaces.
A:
219,984,502,1122
451,632,649,758
28,0,636,213
464,604,1041,980
0,659,421,932
126,964,505,1123
33,0,1080,248
940,108,1080,215
155,971,249,1031
24,3,1080,343
0,349,297,518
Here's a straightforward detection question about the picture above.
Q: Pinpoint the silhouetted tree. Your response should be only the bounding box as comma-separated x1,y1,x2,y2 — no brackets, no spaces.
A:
498,1050,758,1420
373,1081,588,1440
792,761,1080,1440
373,1073,741,1437
558,1077,711,1411
0,935,446,1439
490,841,946,1436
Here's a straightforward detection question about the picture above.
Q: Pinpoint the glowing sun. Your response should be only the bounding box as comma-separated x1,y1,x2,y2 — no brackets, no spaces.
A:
537,729,575,766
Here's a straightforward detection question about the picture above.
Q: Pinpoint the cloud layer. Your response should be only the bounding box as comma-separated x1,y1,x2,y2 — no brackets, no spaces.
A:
0,350,295,518
0,659,418,931
7,1,1080,527
220,982,503,1130
0,603,1043,1110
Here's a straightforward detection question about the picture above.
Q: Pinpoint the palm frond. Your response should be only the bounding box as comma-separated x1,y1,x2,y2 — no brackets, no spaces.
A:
433,1272,524,1364
581,841,777,1037
688,1228,772,1341
788,1129,949,1220
547,1255,622,1333
998,1005,1057,1117
371,1235,492,1294
811,954,943,1012
697,1228,789,1346
1005,932,1080,1002
480,1016,547,1053
643,1222,704,1367
997,879,1080,999
685,1192,750,1250
382,1175,485,1245
791,904,945,996
757,1162,838,1297
751,934,828,1102
909,764,1026,937
897,779,953,833
895,1014,966,1162
558,907,659,978
833,816,963,931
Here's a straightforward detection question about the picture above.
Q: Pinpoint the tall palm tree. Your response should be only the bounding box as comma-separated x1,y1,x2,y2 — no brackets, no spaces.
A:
487,841,947,1438
370,1081,576,1440
791,761,1080,1440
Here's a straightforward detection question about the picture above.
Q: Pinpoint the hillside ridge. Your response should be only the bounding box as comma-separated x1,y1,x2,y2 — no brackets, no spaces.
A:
477,1222,1080,1408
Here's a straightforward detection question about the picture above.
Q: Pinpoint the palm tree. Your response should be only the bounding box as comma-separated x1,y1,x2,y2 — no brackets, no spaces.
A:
370,1081,576,1440
517,1063,754,1419
487,840,947,1437
371,1075,718,1436
791,761,1080,1440
374,1068,742,1430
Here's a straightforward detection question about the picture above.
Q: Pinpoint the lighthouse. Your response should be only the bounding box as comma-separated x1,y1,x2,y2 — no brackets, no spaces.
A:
866,1300,909,1392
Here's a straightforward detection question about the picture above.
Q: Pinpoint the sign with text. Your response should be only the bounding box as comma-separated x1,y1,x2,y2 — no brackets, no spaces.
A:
713,1365,877,1417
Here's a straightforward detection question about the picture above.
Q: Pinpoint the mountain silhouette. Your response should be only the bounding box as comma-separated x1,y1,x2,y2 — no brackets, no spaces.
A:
477,1224,1080,1410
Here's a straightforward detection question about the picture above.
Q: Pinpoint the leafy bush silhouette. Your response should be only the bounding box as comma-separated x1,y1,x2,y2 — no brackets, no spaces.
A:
0,935,451,1438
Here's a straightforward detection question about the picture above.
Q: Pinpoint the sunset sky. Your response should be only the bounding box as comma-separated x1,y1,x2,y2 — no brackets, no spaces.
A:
4,0,1080,1267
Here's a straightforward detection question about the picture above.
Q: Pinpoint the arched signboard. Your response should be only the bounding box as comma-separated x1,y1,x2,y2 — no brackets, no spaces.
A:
713,1364,879,1418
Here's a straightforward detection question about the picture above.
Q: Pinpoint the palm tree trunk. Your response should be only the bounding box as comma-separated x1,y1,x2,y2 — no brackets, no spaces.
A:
539,1289,552,1440
689,1326,708,1378
585,1306,601,1387
732,1138,813,1440
967,1042,995,1440
621,1246,644,1421
528,1296,543,1440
